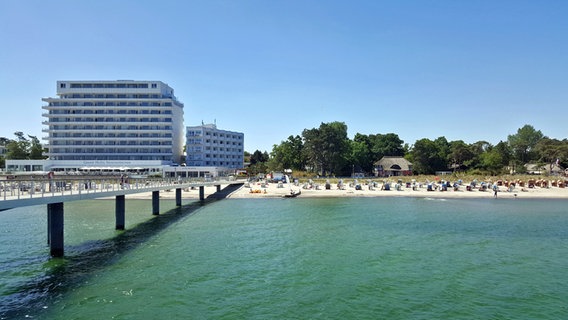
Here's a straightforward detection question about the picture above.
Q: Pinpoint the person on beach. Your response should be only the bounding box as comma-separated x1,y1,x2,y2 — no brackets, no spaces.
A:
493,184,498,198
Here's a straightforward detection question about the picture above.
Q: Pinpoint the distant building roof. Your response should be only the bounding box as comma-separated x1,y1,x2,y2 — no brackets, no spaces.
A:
525,163,564,174
374,156,412,171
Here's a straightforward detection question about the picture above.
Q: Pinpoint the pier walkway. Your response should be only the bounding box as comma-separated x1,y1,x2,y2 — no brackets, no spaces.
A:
0,176,243,210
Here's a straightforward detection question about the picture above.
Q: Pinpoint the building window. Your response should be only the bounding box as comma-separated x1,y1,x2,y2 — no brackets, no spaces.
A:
60,83,66,88
151,83,157,88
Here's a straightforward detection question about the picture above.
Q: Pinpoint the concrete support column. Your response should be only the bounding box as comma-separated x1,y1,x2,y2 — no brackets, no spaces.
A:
152,191,160,215
115,195,125,230
47,209,51,245
216,185,221,192
175,188,182,207
47,202,64,257
199,186,205,201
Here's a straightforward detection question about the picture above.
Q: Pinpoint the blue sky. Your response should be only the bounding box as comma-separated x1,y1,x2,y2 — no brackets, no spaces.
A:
1,0,566,152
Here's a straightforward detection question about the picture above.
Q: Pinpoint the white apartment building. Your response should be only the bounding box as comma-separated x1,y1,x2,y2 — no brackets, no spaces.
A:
38,80,184,171
186,123,244,169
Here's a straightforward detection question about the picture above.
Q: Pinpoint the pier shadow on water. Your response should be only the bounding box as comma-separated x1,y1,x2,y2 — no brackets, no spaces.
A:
0,184,242,319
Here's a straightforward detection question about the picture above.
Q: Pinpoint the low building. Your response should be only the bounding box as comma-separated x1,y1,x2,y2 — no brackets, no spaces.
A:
185,123,244,173
373,156,413,177
5,159,164,176
525,163,565,176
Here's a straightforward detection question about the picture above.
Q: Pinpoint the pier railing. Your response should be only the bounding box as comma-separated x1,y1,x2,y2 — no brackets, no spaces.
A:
0,176,238,203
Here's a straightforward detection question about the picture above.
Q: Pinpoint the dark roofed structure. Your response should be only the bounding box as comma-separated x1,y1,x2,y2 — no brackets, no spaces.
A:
374,156,413,177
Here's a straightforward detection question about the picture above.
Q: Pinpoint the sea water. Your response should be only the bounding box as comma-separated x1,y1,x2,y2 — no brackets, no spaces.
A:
1,197,568,319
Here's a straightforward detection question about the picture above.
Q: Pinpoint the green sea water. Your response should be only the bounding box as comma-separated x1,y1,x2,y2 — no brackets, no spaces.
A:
1,197,568,319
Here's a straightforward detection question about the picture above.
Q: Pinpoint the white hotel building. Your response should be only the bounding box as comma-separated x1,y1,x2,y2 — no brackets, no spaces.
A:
8,80,185,174
186,123,244,168
163,123,245,178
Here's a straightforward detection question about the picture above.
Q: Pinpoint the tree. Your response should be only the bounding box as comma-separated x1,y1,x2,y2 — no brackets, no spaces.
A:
5,132,31,159
465,140,490,171
369,133,405,160
508,125,544,164
269,135,305,171
248,162,268,176
534,138,568,171
494,141,512,167
243,150,270,175
29,135,45,159
448,140,475,171
409,139,439,174
269,144,285,172
302,127,324,174
347,132,405,175
302,121,350,176
250,150,269,165
408,137,450,174
349,139,372,173
433,137,451,170
4,132,47,160
479,141,511,175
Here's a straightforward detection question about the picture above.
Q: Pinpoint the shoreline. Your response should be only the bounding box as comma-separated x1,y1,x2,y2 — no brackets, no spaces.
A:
229,182,568,200
121,182,568,200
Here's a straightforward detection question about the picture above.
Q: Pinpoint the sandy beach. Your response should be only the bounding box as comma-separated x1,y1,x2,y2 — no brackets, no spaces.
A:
124,180,568,200
229,180,568,199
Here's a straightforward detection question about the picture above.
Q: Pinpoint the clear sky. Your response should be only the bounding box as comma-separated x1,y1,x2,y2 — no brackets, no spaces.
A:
1,0,566,152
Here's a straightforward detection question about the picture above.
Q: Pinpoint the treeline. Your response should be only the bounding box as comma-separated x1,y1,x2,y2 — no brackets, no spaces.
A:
246,122,568,176
0,132,46,168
